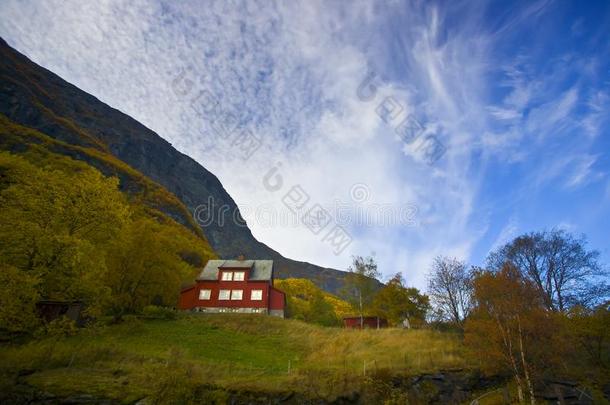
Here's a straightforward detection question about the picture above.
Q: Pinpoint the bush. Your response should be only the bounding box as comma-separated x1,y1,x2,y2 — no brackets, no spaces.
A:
37,316,78,338
142,305,178,320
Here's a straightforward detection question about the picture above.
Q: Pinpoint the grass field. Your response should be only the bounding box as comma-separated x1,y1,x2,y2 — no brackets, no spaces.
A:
0,313,469,402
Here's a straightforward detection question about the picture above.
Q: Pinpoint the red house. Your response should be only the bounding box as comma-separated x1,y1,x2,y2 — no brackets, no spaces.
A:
179,259,286,318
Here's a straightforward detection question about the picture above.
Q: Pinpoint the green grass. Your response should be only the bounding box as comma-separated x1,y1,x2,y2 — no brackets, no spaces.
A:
94,316,304,373
0,314,468,402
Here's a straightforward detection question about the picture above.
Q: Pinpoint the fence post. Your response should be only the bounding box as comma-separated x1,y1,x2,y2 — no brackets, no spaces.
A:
68,353,76,368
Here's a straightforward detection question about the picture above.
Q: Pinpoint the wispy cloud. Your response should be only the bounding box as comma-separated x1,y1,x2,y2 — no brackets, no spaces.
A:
564,154,603,189
490,216,519,252
582,90,610,138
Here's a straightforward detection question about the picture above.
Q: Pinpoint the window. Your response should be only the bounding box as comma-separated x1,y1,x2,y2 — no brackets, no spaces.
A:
199,289,211,300
251,290,263,301
231,290,243,300
233,271,245,281
218,289,230,300
221,272,233,281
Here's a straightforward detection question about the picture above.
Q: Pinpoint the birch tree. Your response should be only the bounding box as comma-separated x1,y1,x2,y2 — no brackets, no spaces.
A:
427,256,472,326
466,265,550,404
343,255,381,327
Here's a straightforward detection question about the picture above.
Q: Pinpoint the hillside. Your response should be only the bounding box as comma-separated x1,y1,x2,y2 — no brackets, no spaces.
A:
0,114,205,237
0,314,476,404
0,138,218,331
0,38,359,294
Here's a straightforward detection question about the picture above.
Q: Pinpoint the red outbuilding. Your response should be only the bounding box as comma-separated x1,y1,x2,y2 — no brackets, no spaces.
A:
343,316,388,329
179,259,286,318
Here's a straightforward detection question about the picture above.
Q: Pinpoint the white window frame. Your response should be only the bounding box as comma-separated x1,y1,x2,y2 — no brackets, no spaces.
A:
233,271,245,281
199,289,211,300
221,272,233,281
250,289,263,301
218,289,231,300
231,290,243,300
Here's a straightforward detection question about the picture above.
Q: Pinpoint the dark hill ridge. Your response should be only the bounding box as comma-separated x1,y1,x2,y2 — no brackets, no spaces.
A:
0,37,355,293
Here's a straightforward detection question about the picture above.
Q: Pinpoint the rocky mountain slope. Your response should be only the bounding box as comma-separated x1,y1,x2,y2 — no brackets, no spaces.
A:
0,38,356,293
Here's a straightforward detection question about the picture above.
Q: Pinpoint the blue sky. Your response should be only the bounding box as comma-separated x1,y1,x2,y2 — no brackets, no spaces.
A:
1,0,609,288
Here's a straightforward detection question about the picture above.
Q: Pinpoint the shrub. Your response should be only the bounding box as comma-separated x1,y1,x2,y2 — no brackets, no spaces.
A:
38,316,78,338
142,305,178,320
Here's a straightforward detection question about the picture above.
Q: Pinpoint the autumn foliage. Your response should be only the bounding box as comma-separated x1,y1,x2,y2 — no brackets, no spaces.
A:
372,273,429,327
0,151,215,336
465,263,609,402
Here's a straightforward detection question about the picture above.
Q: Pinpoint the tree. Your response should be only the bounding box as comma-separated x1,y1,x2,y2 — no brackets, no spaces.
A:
488,230,607,312
103,216,205,320
309,291,340,326
0,153,128,323
0,265,40,335
273,278,349,326
0,152,214,332
427,256,472,326
372,273,430,327
567,302,610,369
342,255,381,328
466,264,556,404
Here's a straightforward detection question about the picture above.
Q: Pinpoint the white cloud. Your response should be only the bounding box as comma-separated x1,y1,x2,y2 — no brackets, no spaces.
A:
557,221,577,232
487,106,522,121
525,86,579,140
490,217,519,251
582,90,610,138
564,154,603,189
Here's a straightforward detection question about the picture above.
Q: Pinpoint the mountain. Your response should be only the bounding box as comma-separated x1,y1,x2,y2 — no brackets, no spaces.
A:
0,38,359,293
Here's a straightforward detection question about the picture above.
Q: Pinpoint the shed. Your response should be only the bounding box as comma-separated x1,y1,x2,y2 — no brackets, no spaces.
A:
343,316,388,329
36,300,85,326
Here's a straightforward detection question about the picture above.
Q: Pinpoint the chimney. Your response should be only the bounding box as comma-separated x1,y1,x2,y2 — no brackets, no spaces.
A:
237,254,245,261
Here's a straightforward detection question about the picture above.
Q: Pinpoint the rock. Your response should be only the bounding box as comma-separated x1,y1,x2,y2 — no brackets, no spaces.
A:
17,369,37,377
279,391,295,402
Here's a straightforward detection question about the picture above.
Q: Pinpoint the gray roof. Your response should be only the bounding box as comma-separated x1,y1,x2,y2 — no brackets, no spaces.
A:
197,260,274,281
218,260,255,268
